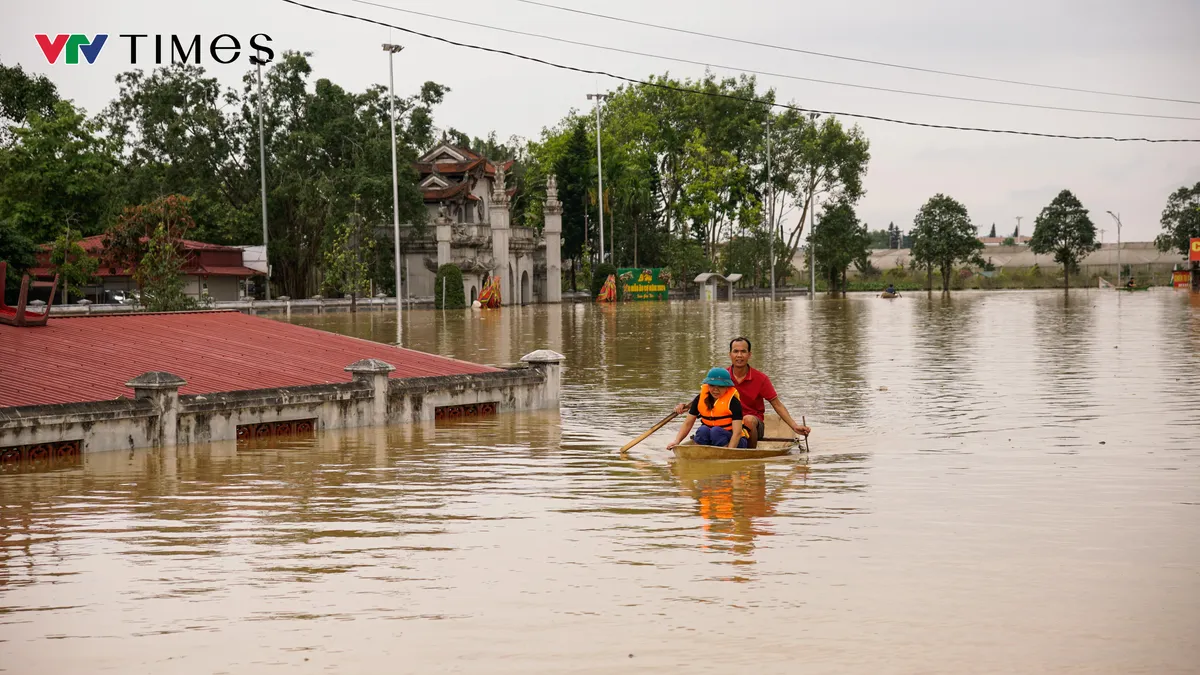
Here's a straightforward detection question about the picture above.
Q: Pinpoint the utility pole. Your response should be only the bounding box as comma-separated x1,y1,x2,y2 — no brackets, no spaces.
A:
809,196,816,297
1015,215,1023,239
1106,211,1122,286
766,116,775,301
587,93,608,262
383,44,404,334
253,56,271,300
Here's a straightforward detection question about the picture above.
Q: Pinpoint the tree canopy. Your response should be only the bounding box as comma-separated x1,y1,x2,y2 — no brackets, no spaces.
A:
1030,189,1099,289
910,193,984,292
1154,181,1200,256
812,202,869,294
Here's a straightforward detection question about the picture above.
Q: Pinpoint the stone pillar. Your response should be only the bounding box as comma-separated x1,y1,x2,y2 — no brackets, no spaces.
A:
489,164,512,306
543,174,563,303
434,204,453,269
520,349,566,409
345,358,396,427
125,371,186,448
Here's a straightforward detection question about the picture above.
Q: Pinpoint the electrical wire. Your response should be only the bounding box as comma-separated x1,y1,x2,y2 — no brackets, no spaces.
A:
336,0,1200,122
513,0,1200,107
278,0,1200,143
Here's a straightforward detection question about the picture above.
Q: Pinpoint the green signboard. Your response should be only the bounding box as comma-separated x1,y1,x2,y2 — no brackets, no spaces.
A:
617,268,669,301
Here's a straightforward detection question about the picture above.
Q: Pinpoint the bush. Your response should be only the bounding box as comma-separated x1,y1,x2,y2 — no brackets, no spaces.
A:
590,262,618,299
434,264,466,309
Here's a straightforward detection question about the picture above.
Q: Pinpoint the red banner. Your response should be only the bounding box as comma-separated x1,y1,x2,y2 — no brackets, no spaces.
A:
1173,270,1192,288
1190,238,1200,262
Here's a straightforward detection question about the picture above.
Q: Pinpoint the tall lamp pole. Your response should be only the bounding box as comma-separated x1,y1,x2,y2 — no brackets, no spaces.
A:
383,44,404,328
766,115,775,301
253,56,271,300
1106,211,1122,286
587,93,608,263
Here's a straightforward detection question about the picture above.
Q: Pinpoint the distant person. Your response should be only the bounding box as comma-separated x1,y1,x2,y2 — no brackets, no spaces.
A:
1126,277,1136,289
885,283,896,295
673,337,810,448
666,368,749,450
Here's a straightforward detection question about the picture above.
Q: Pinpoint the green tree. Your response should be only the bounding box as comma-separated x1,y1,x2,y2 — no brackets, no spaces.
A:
910,194,984,292
1002,236,1016,246
321,213,374,310
48,228,99,303
102,55,446,298
812,202,869,294
103,195,196,292
887,222,901,249
773,113,871,264
988,223,997,238
135,223,194,312
867,228,890,248
433,264,466,309
1030,189,1099,290
0,218,37,286
1153,181,1200,256
0,63,61,146
551,120,593,290
0,100,116,243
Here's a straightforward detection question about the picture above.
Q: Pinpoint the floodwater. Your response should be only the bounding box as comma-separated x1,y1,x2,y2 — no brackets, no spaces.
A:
3,290,1199,674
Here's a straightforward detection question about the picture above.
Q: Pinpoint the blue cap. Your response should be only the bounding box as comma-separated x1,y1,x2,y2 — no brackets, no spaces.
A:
702,367,734,387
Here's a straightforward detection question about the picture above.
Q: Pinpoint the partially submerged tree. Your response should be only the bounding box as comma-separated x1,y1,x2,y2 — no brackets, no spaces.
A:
811,202,869,294
48,227,99,303
135,223,194,311
1153,181,1200,256
910,194,984,292
1030,189,1099,290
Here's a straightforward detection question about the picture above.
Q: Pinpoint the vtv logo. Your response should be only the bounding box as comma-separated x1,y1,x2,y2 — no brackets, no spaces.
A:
36,34,109,64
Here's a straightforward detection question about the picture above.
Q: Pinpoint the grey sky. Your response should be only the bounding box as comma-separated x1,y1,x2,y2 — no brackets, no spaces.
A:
5,0,1199,243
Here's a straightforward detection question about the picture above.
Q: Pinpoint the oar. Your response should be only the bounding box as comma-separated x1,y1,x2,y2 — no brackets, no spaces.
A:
619,411,680,453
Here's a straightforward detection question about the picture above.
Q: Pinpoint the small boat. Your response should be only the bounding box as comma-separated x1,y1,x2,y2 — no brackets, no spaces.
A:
672,435,802,461
879,291,899,299
1116,286,1149,292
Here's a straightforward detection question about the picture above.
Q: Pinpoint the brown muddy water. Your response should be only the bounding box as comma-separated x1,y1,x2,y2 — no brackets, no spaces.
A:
2,290,1199,674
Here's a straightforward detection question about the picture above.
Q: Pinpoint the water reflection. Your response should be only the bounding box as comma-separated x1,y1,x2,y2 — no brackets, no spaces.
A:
2,292,1198,674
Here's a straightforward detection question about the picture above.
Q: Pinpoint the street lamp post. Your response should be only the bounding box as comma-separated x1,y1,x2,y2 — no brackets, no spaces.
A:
766,116,775,301
383,43,404,333
1107,210,1122,286
253,56,271,300
587,93,608,263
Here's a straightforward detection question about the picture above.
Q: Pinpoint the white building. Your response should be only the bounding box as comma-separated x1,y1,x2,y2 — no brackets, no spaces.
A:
398,144,561,305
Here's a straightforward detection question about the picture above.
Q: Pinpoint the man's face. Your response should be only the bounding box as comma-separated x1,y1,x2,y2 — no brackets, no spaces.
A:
730,341,750,368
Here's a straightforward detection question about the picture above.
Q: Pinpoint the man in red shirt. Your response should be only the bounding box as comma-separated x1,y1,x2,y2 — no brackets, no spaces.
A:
675,336,810,448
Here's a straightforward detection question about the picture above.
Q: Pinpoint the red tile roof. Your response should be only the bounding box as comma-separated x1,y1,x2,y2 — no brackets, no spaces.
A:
0,311,499,408
193,265,258,276
422,181,477,202
43,235,245,253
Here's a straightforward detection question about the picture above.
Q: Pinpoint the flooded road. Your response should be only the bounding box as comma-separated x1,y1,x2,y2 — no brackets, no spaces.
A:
3,290,1199,673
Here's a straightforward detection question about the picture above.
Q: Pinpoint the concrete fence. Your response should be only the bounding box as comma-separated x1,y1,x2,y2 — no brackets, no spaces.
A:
0,351,564,456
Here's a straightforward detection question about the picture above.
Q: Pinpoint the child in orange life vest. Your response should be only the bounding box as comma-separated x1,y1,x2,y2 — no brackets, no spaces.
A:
666,367,750,450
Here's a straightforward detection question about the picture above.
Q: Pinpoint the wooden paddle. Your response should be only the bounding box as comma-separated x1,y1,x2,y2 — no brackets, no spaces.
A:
619,411,680,453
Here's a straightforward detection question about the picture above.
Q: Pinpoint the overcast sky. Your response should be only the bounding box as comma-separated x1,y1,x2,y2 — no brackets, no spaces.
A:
5,0,1199,242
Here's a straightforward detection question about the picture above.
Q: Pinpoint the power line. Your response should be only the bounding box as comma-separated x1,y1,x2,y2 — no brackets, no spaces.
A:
513,0,1200,107
277,0,1200,143
337,0,1200,122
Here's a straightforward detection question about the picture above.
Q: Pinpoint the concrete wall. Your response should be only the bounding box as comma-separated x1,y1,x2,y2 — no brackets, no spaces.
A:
0,355,564,455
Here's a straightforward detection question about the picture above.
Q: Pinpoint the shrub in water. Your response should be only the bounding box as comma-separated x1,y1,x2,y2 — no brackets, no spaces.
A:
434,264,466,309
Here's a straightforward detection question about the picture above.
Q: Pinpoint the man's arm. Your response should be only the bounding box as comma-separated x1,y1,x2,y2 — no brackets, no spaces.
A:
767,397,811,436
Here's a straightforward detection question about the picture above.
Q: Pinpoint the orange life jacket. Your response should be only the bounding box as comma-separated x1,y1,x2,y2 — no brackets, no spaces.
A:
697,384,749,439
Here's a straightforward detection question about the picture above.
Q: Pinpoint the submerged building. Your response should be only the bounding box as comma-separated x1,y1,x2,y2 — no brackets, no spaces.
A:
399,144,562,306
